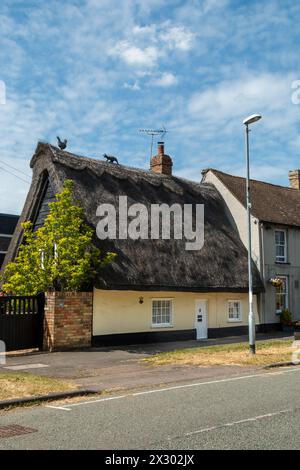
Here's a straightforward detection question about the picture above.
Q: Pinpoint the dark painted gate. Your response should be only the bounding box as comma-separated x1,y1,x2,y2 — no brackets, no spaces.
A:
0,293,44,351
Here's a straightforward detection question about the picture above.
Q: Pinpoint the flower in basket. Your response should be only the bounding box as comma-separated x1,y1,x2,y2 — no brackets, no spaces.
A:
269,277,284,287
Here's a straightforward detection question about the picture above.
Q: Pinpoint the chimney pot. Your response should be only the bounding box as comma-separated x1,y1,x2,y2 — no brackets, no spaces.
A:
150,142,173,176
289,170,300,190
157,141,164,155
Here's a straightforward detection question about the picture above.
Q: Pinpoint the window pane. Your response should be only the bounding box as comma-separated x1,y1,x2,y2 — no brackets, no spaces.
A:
277,246,284,257
275,231,285,244
228,301,241,321
275,277,288,312
275,231,286,262
152,300,171,325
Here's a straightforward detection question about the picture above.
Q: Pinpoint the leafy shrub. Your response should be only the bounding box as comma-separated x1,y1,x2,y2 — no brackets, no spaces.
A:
280,308,292,325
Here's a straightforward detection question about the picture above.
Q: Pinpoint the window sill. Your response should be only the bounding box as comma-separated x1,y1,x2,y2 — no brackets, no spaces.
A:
275,261,290,265
227,320,243,323
151,324,173,329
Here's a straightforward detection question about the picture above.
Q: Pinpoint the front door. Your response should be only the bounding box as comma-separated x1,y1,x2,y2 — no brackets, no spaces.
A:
195,300,208,339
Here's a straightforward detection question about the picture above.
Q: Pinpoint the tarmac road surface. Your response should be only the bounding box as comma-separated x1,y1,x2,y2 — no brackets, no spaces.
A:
0,366,299,450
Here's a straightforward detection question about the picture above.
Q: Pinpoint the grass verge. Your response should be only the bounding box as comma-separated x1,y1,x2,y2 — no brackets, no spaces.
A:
0,371,76,401
143,340,296,367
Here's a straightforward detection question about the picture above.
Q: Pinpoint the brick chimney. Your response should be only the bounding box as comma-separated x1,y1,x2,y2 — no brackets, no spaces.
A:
289,170,300,189
150,142,173,175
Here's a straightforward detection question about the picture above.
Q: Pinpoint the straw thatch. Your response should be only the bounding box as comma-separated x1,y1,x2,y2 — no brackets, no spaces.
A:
3,143,264,293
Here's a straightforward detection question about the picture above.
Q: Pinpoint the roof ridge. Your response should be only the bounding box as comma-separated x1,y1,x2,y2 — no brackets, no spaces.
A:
41,142,204,189
210,168,296,192
47,143,158,176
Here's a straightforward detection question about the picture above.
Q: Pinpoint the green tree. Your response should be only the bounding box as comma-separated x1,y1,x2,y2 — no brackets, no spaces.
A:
1,179,116,295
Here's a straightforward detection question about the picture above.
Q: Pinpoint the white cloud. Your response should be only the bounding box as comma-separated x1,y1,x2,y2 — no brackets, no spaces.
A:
132,21,195,52
151,72,178,87
111,21,194,71
202,0,229,14
132,24,156,36
188,74,292,123
124,81,141,90
160,25,195,51
110,41,159,68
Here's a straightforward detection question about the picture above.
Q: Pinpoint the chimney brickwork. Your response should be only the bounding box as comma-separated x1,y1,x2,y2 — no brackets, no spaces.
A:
289,170,300,190
150,142,173,175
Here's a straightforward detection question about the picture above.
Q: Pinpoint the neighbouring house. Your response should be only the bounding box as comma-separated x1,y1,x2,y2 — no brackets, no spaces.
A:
202,168,300,330
3,142,264,346
0,213,19,269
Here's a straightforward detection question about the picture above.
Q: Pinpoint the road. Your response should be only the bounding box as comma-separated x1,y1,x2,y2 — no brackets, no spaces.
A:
0,366,300,450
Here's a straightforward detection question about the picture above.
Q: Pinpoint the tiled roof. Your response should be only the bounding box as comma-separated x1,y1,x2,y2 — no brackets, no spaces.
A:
209,169,300,227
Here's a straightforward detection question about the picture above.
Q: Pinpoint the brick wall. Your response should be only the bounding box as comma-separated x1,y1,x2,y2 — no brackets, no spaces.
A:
43,291,93,351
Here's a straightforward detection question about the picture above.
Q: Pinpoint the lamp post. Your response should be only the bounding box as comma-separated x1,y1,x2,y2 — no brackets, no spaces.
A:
243,114,262,355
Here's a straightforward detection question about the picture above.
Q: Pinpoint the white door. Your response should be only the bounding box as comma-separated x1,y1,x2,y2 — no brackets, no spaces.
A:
195,300,208,339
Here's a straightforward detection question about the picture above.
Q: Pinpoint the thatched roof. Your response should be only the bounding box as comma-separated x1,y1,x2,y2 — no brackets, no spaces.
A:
205,169,300,227
3,143,264,293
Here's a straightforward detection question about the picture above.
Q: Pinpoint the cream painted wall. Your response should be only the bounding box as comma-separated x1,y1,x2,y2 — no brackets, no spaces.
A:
93,289,258,335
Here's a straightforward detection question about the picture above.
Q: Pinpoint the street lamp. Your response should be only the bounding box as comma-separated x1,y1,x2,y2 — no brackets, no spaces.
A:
243,113,262,355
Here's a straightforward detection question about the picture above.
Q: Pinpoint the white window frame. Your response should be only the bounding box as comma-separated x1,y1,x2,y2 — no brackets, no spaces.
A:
275,275,289,314
275,229,287,263
151,298,173,328
227,300,242,323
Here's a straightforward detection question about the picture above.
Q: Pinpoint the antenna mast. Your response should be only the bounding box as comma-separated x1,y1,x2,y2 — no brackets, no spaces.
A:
139,126,167,158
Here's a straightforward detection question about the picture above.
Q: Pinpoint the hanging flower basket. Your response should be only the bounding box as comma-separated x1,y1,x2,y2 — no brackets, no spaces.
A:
269,277,283,287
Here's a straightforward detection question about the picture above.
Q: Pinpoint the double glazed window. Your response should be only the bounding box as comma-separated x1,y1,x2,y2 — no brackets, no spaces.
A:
228,300,242,322
152,299,172,327
275,230,287,263
275,276,288,314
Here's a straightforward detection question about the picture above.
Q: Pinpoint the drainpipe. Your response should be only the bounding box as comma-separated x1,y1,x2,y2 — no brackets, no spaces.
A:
259,222,266,327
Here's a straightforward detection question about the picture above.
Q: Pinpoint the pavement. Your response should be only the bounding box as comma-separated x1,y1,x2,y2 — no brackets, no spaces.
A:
0,365,300,449
0,333,291,392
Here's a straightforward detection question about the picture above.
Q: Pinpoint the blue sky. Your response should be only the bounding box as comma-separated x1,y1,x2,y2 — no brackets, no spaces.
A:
1,0,300,214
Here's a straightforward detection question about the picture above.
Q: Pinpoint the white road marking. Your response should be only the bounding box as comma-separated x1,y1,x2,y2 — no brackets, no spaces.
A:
169,408,292,440
131,367,300,396
46,405,72,411
3,363,49,370
45,366,300,411
45,394,128,411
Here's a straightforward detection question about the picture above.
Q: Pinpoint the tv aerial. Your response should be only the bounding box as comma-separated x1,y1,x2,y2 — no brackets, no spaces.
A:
139,126,168,158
